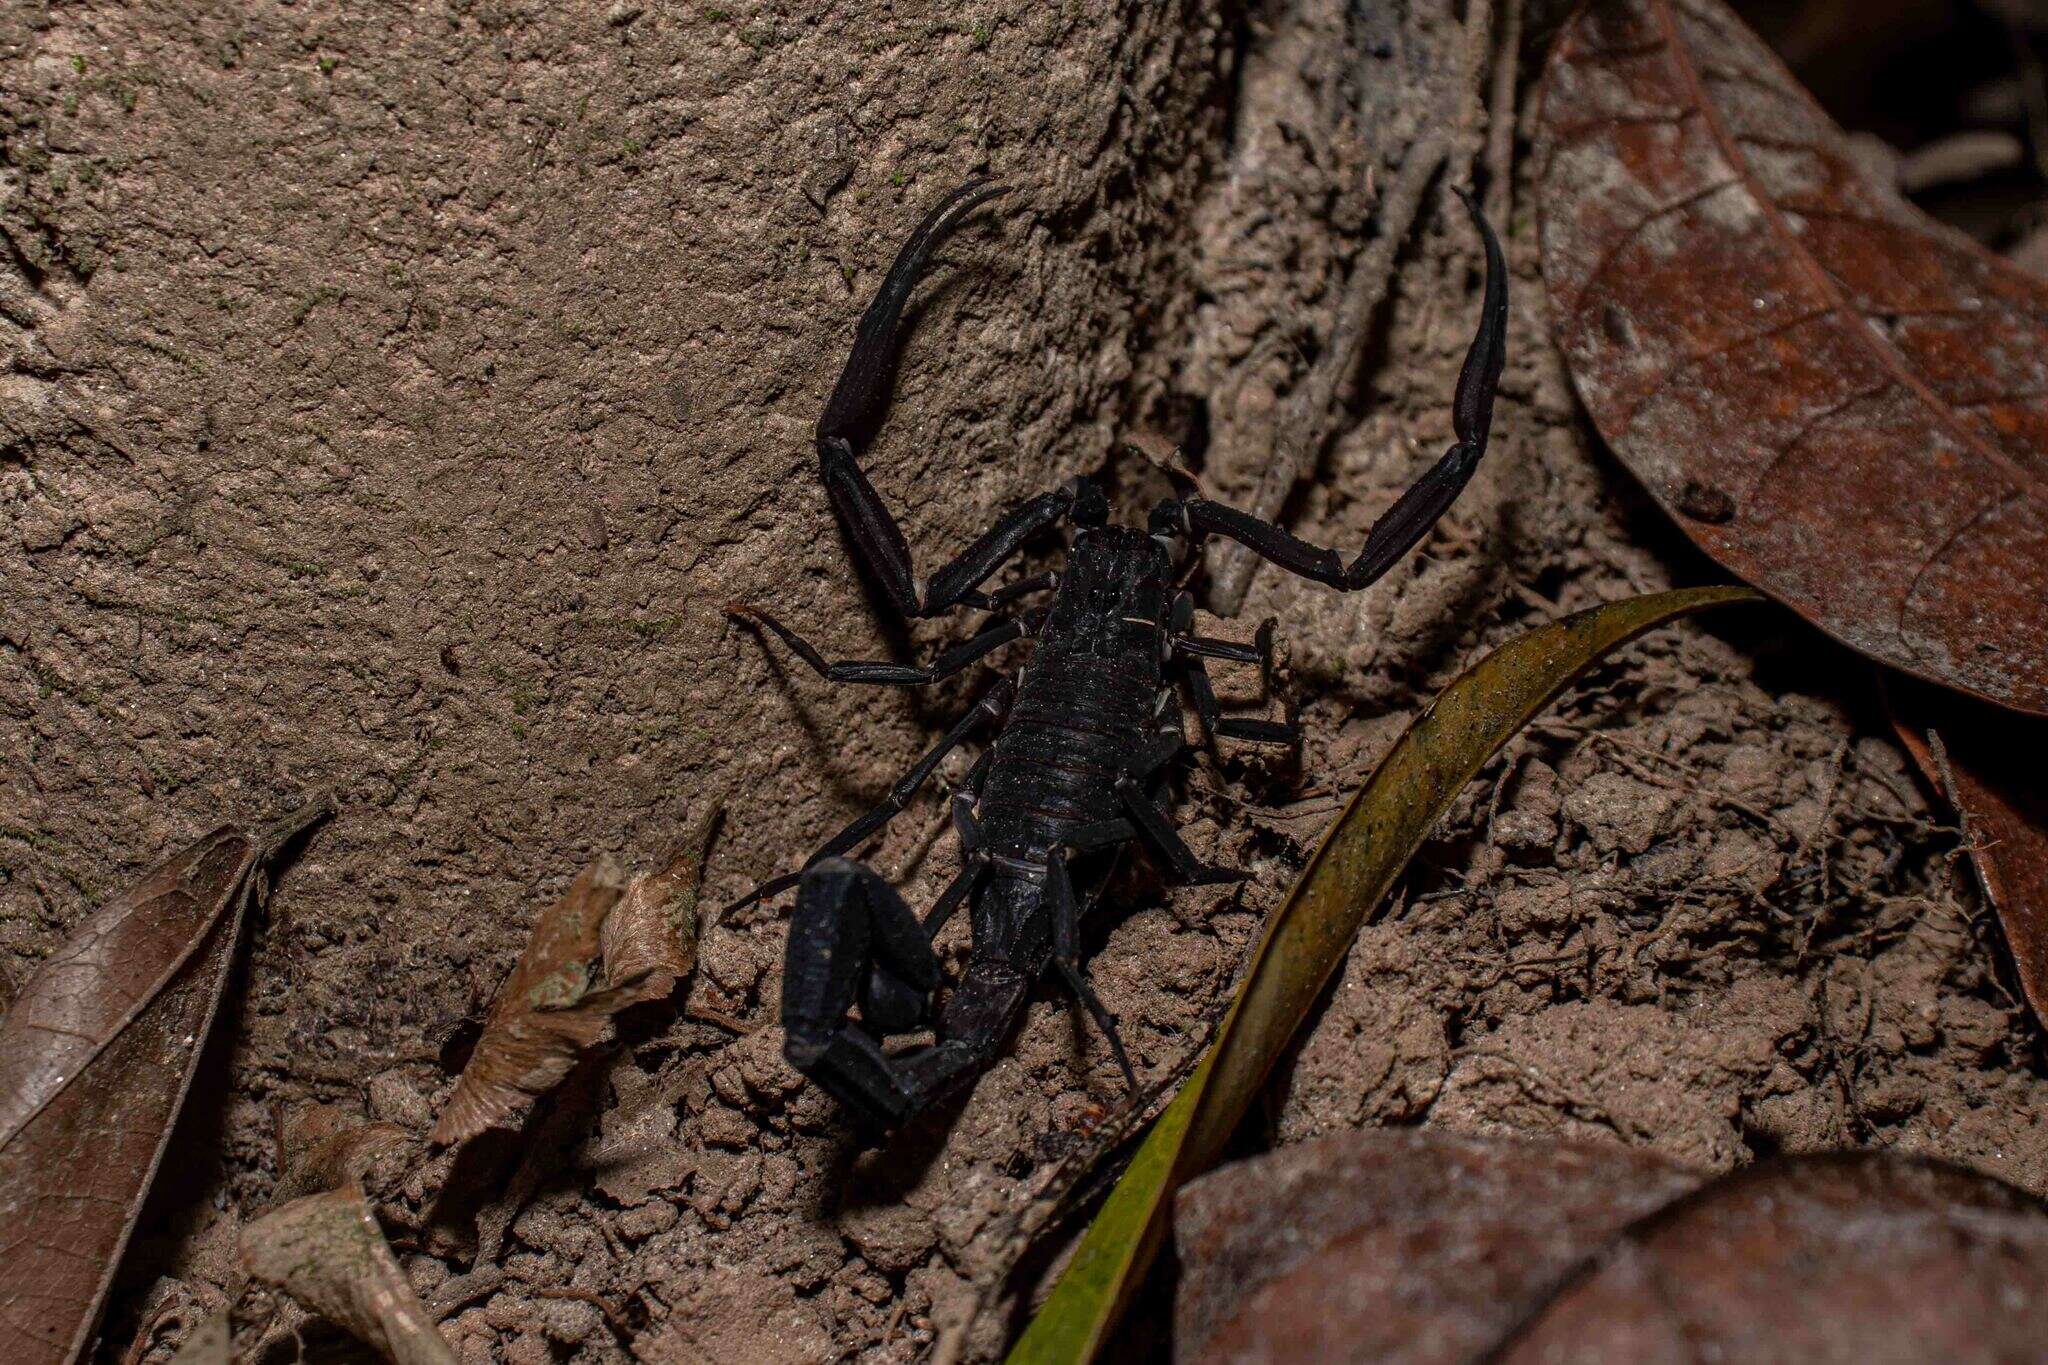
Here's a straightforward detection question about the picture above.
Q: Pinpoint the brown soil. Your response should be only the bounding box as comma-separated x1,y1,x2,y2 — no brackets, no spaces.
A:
3,1,2041,1361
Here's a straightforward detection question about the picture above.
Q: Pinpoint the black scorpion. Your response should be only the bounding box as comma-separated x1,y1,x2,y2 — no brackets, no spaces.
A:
727,181,1507,1128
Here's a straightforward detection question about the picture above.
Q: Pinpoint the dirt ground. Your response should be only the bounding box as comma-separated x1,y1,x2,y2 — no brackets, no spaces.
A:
3,0,2043,1360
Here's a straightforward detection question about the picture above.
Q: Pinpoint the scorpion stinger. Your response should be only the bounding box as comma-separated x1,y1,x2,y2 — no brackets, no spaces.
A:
729,182,1509,1131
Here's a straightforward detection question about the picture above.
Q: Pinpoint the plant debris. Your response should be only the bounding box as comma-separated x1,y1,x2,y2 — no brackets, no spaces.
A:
600,805,719,994
1500,1151,2048,1359
1888,678,2048,1027
430,804,719,1146
274,1104,413,1205
240,1187,457,1365
164,1314,230,1365
0,800,330,1365
1536,0,2048,715
1175,1131,2048,1363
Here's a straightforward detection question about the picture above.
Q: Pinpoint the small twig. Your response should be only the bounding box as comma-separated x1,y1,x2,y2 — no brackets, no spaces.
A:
1920,729,2012,937
682,1004,756,1035
533,1286,632,1342
1447,0,1497,193
881,1297,911,1350
1483,0,1524,228
1803,739,1849,903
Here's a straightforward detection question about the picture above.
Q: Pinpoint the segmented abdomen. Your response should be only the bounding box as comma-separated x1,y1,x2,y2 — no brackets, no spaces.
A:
979,641,1158,862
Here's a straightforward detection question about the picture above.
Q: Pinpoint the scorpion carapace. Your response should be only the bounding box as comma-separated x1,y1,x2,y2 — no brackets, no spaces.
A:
729,180,1508,1129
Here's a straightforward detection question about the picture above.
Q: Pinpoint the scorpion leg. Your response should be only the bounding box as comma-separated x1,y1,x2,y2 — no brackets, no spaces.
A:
725,681,1012,914
919,857,983,939
1047,854,1139,1091
816,179,1079,618
728,607,1023,685
981,570,1059,608
1183,655,1297,746
1179,189,1507,592
1165,592,1291,743
920,786,989,939
1176,633,1261,664
1169,596,1277,670
1114,775,1249,886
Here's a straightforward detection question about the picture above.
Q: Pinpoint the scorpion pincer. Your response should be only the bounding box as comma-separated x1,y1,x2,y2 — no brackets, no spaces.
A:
727,180,1508,1129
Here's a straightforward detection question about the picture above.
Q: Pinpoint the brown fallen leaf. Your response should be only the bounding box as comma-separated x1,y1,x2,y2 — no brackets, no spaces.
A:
275,1105,413,1205
0,799,330,1365
430,805,719,1146
240,1188,455,1365
1887,676,2048,1027
1536,0,2048,715
600,804,718,993
1176,1131,1699,1364
430,860,627,1146
1498,1153,2048,1360
1175,1134,2048,1363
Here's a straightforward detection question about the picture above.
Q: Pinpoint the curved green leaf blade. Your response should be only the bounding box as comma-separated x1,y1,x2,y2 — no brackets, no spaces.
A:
1008,585,1762,1363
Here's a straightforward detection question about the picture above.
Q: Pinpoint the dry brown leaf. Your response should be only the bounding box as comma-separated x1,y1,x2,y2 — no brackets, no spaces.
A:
429,860,627,1146
0,800,329,1365
240,1187,456,1365
1497,1153,2048,1360
275,1105,413,1205
1536,0,2048,715
1887,678,2048,1027
1175,1133,2048,1363
600,803,718,992
430,806,718,1146
1175,1131,1700,1363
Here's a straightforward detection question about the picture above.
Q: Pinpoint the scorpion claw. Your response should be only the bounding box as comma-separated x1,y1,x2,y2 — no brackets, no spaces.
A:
818,178,1012,454
782,858,1018,1130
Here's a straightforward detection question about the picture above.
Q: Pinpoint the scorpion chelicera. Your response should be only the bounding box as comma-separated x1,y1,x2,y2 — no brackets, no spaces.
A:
728,180,1507,1129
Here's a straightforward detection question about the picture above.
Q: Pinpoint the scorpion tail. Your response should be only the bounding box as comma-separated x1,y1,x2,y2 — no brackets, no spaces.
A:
817,178,1012,458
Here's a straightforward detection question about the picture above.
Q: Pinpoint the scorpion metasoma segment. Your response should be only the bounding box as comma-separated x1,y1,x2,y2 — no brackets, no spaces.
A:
728,179,1508,1129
